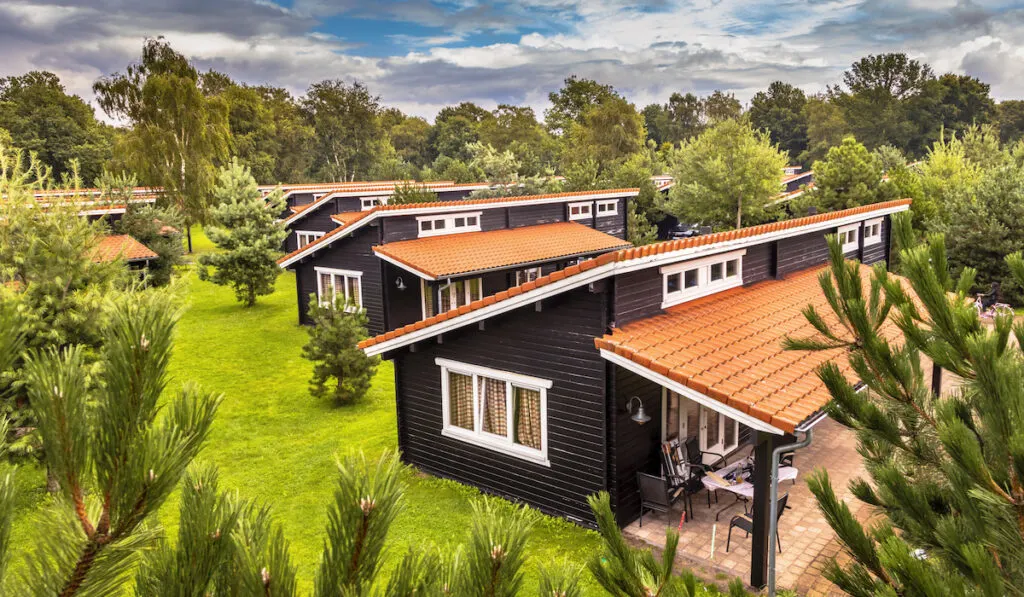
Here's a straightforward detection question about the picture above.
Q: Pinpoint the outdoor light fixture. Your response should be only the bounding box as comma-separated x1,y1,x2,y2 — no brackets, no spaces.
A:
627,396,650,425
395,276,407,291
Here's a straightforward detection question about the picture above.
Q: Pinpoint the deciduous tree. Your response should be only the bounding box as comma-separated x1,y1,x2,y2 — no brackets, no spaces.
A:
94,38,230,252
301,79,387,183
749,81,809,162
668,119,787,229
545,76,619,135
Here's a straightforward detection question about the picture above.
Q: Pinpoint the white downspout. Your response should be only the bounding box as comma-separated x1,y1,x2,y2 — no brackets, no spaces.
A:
768,427,815,597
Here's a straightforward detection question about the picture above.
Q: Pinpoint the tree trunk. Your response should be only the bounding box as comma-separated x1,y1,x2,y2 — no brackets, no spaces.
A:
736,194,743,229
186,225,193,254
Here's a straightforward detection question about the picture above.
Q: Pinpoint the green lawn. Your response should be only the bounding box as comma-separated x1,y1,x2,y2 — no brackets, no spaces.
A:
12,268,604,594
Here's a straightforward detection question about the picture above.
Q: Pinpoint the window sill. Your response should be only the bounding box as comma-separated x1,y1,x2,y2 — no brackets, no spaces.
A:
441,427,550,467
863,237,882,247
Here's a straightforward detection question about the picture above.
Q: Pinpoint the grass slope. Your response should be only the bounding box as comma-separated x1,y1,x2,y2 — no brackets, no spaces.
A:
165,270,603,593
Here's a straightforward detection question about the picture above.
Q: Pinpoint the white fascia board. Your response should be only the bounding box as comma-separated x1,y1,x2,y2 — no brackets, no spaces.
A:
277,216,379,269
362,263,615,356
374,250,437,281
600,349,784,435
362,203,910,356
375,191,640,218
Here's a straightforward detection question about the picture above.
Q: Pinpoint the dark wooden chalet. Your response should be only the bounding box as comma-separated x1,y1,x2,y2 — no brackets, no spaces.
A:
277,189,639,335
281,182,492,251
32,187,159,224
356,199,912,589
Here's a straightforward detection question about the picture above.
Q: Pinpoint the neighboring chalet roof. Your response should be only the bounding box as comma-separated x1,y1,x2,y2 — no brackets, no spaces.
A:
92,235,158,263
277,188,642,269
32,186,162,199
358,198,911,355
593,265,902,433
260,180,419,199
781,170,814,186
775,182,816,204
282,181,492,227
373,222,632,280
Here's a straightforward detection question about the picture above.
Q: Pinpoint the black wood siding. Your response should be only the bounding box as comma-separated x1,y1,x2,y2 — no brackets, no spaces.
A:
509,203,563,228
382,262,423,330
609,367,664,525
393,286,610,524
595,198,627,239
613,269,663,327
743,242,775,285
777,230,829,277
291,225,386,334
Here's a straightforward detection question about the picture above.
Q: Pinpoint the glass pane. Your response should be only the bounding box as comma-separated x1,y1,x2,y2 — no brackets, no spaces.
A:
684,399,700,441
684,269,699,288
347,277,360,309
666,273,681,293
454,280,467,307
726,259,738,277
421,221,432,231
479,377,508,437
724,415,736,448
710,263,724,281
423,281,435,317
705,408,720,448
468,278,482,301
435,220,446,230
467,216,478,226
439,284,453,313
448,372,474,430
319,273,332,303
455,217,466,227
513,387,542,450
665,392,680,441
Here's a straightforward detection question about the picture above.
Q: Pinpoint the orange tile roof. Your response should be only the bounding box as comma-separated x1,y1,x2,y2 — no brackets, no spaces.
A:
278,188,640,266
92,235,158,263
594,265,911,433
357,199,912,352
374,222,632,279
330,211,372,227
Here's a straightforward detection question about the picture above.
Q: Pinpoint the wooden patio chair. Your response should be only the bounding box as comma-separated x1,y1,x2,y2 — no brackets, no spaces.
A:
726,492,789,553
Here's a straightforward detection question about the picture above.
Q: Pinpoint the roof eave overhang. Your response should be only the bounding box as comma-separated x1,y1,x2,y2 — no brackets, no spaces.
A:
359,202,910,356
600,348,785,435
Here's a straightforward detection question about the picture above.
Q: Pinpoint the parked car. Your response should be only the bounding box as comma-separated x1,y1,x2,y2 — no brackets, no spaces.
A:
667,223,711,239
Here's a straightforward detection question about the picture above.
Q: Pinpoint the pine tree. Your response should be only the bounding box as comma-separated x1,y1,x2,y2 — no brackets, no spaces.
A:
198,158,287,307
0,290,221,595
785,211,1024,594
301,297,379,405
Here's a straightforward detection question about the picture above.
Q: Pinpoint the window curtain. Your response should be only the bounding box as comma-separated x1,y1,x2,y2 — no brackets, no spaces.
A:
513,387,542,450
439,284,453,313
479,376,507,436
423,281,435,318
346,276,360,308
448,372,473,430
319,272,333,304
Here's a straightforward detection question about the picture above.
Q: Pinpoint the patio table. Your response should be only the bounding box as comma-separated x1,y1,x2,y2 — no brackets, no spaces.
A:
700,457,798,520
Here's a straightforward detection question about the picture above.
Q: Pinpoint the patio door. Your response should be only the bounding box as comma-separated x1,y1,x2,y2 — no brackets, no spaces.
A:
663,390,739,463
700,407,739,459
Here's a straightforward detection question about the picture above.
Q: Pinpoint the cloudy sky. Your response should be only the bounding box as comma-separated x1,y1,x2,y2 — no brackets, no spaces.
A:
2,0,1024,121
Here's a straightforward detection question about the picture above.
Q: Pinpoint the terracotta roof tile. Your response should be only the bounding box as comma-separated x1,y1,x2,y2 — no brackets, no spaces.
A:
358,199,912,354
373,222,630,279
92,235,158,263
595,264,914,433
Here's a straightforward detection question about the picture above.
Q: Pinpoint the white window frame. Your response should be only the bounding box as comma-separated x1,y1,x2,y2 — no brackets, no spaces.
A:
437,358,551,466
360,196,388,211
417,212,483,238
515,267,542,286
662,389,740,466
596,199,619,217
314,267,363,313
863,217,882,247
700,404,740,461
660,249,746,309
568,201,593,221
295,230,325,248
838,223,860,253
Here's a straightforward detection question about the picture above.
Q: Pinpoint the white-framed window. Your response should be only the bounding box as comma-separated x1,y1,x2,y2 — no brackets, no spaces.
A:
596,199,619,217
515,267,542,285
417,212,482,238
568,201,593,221
661,249,746,308
422,277,483,318
838,223,860,253
438,358,550,466
863,218,882,246
315,267,362,312
296,230,325,248
361,196,388,210
312,193,326,201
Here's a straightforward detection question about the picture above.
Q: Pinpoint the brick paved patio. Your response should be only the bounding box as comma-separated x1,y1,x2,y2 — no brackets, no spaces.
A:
622,364,960,596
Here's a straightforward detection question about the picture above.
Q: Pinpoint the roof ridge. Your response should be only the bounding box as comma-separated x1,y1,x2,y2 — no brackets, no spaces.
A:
357,199,913,351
